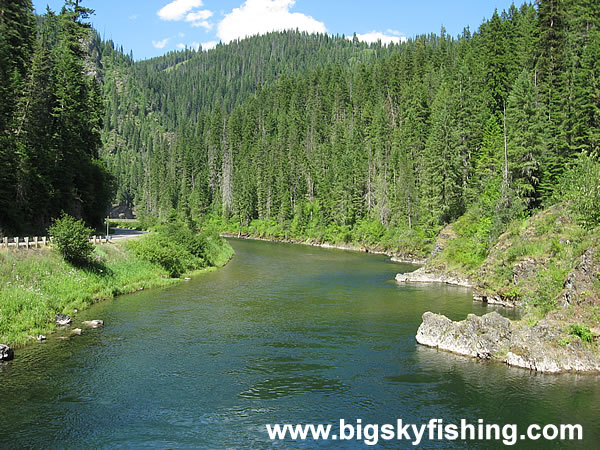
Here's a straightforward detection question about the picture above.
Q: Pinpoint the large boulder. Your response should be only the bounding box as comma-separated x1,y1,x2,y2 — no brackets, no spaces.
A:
0,344,14,362
416,311,600,373
416,311,511,359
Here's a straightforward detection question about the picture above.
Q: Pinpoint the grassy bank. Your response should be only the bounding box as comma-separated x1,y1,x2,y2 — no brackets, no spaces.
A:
0,230,233,347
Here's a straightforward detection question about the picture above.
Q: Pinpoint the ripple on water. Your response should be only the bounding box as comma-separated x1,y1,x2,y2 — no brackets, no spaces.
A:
238,375,350,400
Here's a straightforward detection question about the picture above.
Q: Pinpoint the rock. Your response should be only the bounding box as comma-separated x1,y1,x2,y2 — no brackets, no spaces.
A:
71,328,82,336
416,311,600,373
82,320,104,328
560,247,599,307
73,309,78,313
396,267,473,288
473,291,518,308
416,311,511,359
184,277,192,281
390,256,426,265
0,344,14,362
55,313,72,326
37,335,46,342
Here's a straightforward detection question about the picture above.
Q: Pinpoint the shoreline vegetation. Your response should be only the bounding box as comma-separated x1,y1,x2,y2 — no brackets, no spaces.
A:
218,200,600,373
0,224,234,350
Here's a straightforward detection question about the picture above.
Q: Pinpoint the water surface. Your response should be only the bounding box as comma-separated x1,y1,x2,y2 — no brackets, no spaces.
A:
0,239,598,447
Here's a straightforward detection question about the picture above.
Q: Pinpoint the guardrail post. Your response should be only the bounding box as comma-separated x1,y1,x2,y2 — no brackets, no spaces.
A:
25,237,29,249
14,237,19,249
2,237,7,248
33,236,38,248
42,236,47,246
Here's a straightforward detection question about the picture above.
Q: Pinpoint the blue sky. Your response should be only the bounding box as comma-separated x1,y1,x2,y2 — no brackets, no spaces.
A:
32,0,523,60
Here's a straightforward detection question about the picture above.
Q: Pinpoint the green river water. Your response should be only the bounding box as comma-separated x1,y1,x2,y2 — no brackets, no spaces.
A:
0,238,599,448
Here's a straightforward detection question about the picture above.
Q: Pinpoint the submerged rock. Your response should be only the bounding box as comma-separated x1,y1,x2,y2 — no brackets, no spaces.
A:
82,320,104,328
416,311,600,373
71,328,82,336
37,335,46,342
55,313,72,326
0,344,14,362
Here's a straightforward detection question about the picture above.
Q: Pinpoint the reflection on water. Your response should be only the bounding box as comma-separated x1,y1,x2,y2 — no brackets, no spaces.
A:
0,238,598,448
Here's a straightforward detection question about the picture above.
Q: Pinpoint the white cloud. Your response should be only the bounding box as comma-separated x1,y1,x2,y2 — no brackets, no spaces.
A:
200,41,217,50
217,0,326,44
185,10,212,22
152,37,171,49
191,20,213,30
158,0,204,21
129,14,138,20
350,31,407,46
176,43,186,49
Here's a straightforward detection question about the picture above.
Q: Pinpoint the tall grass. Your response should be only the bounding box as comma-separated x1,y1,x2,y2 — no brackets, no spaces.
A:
0,232,233,347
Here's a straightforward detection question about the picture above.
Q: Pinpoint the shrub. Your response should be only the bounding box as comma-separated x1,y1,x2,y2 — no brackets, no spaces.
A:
48,214,95,265
127,233,198,277
158,222,208,263
567,324,596,344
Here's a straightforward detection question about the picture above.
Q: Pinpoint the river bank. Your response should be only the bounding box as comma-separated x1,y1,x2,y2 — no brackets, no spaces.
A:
7,238,600,447
400,206,600,373
0,235,233,350
220,233,426,265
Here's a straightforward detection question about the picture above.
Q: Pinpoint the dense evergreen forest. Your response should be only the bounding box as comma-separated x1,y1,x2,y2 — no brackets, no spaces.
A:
0,0,111,236
101,0,600,255
1,0,599,256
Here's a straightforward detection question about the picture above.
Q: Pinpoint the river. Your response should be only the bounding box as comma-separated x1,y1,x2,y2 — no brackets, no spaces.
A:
1,238,599,447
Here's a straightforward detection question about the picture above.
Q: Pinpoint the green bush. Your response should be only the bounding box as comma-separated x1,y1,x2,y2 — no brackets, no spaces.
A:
48,214,95,265
127,233,198,277
158,222,208,263
127,221,234,277
567,324,596,344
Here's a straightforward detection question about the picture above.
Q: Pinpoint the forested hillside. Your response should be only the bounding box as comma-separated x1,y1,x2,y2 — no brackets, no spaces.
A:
101,1,600,257
2,0,599,256
0,0,112,235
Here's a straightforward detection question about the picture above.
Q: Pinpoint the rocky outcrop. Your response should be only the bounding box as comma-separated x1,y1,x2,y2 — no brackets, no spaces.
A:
82,320,104,328
561,247,600,307
0,344,14,362
396,267,473,288
55,314,72,326
416,312,600,373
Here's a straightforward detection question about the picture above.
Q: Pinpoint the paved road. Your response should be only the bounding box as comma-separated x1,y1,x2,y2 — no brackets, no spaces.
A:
109,228,147,241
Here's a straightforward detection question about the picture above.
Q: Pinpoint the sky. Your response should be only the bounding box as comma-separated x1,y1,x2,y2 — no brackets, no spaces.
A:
32,0,523,60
